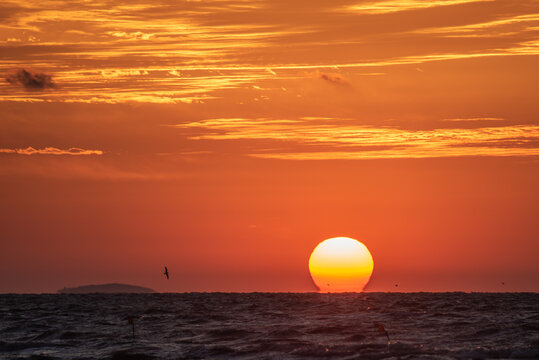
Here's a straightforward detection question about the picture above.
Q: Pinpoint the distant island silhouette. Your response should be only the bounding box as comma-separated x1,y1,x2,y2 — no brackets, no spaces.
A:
58,283,155,294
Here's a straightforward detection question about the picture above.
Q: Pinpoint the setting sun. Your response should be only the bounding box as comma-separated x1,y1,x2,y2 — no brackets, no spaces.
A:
309,237,374,292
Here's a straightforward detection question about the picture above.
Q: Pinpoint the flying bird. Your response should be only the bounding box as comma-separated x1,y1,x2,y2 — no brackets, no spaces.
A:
164,266,169,279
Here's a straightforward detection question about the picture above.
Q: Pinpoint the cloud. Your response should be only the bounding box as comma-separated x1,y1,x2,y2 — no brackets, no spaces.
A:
342,0,493,14
442,117,505,122
175,118,539,159
412,13,539,38
100,69,149,78
5,69,56,90
311,71,350,86
0,147,103,155
0,0,536,104
251,147,539,160
108,31,154,40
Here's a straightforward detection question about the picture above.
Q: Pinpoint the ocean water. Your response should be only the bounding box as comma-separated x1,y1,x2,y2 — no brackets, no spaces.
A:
0,293,538,360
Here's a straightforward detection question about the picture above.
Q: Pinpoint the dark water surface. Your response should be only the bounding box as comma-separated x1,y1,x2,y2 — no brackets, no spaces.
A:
1,293,538,359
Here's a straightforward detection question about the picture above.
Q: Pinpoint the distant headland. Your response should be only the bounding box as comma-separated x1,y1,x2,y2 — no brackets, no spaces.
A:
58,283,155,294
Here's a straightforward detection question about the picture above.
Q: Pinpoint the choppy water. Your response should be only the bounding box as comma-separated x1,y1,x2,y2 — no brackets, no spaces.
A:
1,293,538,359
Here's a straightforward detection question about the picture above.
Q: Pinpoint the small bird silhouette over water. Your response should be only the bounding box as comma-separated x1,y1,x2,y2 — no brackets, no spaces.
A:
164,266,169,279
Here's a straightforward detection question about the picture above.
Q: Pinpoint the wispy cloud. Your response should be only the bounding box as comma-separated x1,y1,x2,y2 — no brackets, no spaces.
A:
0,0,537,104
252,147,539,160
442,117,505,122
413,13,539,37
3,35,538,104
343,0,494,14
107,31,154,40
0,147,103,155
174,118,539,159
0,0,304,102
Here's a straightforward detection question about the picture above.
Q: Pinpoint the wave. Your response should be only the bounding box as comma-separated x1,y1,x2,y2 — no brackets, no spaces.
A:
0,293,537,359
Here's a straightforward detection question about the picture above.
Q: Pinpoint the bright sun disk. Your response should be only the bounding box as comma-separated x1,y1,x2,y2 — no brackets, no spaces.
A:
309,237,374,292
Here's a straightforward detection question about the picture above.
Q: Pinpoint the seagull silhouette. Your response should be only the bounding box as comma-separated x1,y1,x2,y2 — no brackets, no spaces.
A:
164,266,169,279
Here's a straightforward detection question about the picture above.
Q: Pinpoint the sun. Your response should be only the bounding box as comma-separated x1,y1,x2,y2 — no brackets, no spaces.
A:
309,237,374,292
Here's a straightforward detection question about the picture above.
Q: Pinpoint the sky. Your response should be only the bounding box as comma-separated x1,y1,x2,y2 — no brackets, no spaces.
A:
0,0,538,293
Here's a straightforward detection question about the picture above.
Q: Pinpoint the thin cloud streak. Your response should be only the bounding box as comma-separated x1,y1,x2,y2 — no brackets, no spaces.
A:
442,117,505,122
0,147,103,155
251,147,539,160
342,0,494,14
175,118,539,159
413,13,539,37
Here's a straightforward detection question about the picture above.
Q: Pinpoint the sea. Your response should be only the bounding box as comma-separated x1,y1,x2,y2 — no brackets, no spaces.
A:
0,293,538,360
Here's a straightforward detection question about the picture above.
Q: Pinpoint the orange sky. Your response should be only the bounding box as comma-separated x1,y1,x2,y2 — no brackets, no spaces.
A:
0,0,538,293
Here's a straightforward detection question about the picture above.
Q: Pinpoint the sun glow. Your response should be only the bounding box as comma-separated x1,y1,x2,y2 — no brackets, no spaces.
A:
309,237,374,292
